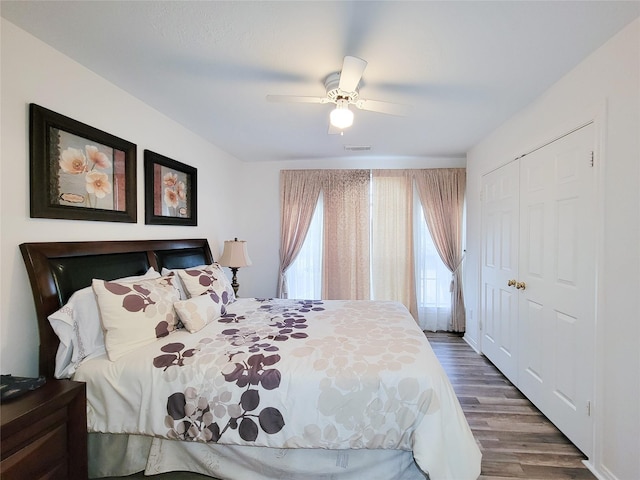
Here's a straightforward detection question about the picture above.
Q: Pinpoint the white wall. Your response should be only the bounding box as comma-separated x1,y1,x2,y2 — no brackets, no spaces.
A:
465,18,639,480
0,20,244,377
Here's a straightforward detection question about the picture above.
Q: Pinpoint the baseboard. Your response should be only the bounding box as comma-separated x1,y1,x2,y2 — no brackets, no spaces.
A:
462,334,481,354
583,459,617,480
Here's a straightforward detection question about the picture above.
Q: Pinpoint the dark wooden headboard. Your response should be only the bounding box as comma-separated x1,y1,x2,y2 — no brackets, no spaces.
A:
19,239,214,379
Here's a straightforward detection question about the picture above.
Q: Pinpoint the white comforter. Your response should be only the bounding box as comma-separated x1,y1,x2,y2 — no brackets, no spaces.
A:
74,298,481,479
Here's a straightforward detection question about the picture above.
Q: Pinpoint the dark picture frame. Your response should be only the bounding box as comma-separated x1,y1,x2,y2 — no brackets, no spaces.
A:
29,103,137,223
144,150,197,226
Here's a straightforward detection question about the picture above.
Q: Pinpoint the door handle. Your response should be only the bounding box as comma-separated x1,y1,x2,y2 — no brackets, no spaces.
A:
507,279,517,287
516,281,526,290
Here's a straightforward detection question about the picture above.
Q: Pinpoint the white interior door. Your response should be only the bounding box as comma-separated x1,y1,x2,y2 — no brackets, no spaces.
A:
481,161,520,383
518,123,596,456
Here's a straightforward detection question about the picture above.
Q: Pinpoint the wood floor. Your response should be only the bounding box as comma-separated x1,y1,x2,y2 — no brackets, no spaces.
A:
107,332,596,480
426,332,596,480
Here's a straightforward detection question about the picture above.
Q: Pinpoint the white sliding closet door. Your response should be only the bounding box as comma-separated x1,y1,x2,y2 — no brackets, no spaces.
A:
480,123,596,457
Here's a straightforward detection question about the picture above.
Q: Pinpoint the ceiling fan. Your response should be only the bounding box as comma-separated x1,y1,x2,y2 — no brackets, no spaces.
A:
266,56,410,134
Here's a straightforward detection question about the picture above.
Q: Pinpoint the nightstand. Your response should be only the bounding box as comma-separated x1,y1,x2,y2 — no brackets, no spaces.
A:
1,379,87,480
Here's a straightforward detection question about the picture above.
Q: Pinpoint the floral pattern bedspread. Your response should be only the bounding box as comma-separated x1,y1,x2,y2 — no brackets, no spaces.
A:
74,298,481,479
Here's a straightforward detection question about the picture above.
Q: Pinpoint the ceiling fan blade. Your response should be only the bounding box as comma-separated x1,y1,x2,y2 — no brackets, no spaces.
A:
266,95,327,104
338,56,367,92
355,98,411,117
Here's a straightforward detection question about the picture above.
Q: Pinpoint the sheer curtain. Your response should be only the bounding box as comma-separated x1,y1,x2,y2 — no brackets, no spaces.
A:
277,170,323,298
371,170,417,319
414,168,467,332
414,192,453,331
322,170,370,300
286,193,323,300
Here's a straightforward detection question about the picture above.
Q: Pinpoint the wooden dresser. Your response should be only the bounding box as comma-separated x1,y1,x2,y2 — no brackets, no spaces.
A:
0,379,87,480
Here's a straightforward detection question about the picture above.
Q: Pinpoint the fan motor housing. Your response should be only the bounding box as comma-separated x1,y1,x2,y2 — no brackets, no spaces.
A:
325,72,359,103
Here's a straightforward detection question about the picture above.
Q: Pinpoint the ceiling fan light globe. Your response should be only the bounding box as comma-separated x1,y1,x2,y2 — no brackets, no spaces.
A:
330,106,354,129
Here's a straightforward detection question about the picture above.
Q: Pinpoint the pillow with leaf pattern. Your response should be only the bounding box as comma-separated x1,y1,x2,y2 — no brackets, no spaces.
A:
92,275,180,361
174,294,224,333
177,264,236,305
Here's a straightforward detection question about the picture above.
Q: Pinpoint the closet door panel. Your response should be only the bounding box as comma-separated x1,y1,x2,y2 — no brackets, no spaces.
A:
550,125,596,456
519,123,596,456
481,161,519,382
518,149,555,411
521,298,544,384
553,310,579,409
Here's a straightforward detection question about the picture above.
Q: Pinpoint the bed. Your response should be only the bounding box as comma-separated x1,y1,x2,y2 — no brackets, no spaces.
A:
20,238,481,480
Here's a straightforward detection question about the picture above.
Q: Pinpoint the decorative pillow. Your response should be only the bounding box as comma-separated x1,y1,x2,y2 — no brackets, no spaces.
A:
161,266,207,300
177,264,236,305
92,275,180,361
48,268,161,378
174,294,224,333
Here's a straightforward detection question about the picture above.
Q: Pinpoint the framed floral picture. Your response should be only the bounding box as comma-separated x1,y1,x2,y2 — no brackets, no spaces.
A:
29,103,137,222
144,150,197,226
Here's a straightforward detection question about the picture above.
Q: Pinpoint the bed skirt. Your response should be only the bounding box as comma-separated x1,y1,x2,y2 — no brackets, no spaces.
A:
88,433,429,479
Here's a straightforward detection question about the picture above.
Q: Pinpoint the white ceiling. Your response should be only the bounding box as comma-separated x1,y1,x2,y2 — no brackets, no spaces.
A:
2,1,638,163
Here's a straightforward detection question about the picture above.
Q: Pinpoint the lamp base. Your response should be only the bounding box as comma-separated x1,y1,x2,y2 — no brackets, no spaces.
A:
230,267,240,296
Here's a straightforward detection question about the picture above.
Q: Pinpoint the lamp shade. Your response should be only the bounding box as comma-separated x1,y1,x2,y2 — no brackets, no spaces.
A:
329,99,354,129
218,238,252,268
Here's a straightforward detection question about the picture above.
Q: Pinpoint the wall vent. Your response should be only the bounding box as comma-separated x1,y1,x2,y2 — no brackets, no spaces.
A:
344,145,371,151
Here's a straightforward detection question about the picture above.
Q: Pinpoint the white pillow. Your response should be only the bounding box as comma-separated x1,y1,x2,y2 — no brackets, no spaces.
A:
174,294,224,333
48,268,161,378
92,275,181,361
177,263,236,305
